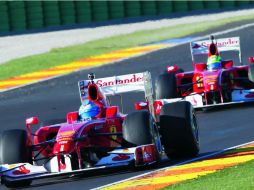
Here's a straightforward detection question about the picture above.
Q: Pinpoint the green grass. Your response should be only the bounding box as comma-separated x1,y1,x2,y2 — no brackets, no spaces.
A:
163,159,254,190
1,14,254,80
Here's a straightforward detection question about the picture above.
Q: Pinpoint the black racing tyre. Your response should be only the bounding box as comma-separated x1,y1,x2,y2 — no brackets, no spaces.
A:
155,72,177,99
159,101,199,159
0,129,32,165
221,74,232,103
248,64,254,82
222,89,232,103
207,91,221,104
122,111,162,158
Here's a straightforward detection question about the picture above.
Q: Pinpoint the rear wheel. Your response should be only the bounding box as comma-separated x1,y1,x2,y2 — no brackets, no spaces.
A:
248,64,254,82
155,73,177,99
122,111,162,160
159,101,199,159
0,129,32,187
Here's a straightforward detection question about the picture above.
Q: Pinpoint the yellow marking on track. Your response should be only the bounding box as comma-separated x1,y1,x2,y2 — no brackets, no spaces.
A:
168,154,254,171
20,70,72,77
122,44,169,51
103,151,254,190
0,44,171,91
0,79,38,86
54,61,95,69
103,171,214,190
89,53,136,59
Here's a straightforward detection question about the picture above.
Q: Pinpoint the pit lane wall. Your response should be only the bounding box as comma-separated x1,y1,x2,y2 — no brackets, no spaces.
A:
0,1,254,34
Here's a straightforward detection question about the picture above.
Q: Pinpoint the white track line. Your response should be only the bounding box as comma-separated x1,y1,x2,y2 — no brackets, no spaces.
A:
93,140,254,190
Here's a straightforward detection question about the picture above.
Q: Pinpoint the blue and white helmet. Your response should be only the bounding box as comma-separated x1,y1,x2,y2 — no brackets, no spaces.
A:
79,100,100,120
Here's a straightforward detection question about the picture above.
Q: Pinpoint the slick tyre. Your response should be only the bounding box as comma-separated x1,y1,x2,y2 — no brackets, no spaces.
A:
0,129,32,164
0,129,32,187
122,111,162,158
159,101,199,159
248,63,254,82
155,72,177,99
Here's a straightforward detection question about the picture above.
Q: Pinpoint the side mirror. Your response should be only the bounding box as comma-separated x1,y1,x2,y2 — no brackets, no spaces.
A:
154,100,163,115
67,112,78,124
194,63,207,72
249,57,254,64
135,102,148,111
166,65,179,73
106,106,118,118
25,117,39,145
26,117,39,126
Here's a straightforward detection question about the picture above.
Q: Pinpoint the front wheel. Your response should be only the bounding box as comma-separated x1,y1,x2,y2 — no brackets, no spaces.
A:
0,129,32,187
122,111,162,161
159,101,199,159
0,129,32,164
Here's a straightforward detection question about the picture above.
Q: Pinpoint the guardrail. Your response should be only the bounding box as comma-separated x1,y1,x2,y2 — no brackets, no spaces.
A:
0,0,253,33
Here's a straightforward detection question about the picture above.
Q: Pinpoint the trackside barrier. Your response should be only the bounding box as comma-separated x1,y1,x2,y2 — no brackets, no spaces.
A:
125,1,141,17
173,1,189,12
42,1,61,27
91,1,109,22
141,1,157,16
108,1,125,19
189,1,204,11
157,1,173,15
75,1,92,24
25,1,44,29
0,0,254,33
59,1,76,25
0,1,10,32
8,1,26,32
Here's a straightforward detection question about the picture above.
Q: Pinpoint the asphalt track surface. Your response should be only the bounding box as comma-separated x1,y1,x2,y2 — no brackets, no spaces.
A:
0,21,254,189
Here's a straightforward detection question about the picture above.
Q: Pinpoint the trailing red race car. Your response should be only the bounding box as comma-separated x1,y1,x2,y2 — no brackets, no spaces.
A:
155,36,254,110
0,72,199,188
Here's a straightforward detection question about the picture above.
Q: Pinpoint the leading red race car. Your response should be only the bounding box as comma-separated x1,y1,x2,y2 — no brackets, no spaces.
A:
155,36,254,109
0,72,199,188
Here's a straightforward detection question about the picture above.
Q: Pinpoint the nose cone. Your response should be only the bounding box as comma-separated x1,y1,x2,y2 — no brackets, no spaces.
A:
53,140,75,155
53,126,77,155
203,71,219,91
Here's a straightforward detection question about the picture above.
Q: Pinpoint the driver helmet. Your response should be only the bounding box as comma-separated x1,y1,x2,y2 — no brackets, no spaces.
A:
79,100,100,120
207,55,222,71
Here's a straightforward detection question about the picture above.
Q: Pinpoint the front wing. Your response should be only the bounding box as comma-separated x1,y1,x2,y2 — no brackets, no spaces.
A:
0,144,157,186
158,89,254,109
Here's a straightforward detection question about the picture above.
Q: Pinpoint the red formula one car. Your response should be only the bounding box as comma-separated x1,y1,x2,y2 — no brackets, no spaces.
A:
155,36,254,109
0,72,199,188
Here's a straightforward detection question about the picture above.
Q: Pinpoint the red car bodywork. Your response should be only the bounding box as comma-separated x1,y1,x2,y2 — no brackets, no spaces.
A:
23,72,158,173
156,36,254,108
175,63,250,103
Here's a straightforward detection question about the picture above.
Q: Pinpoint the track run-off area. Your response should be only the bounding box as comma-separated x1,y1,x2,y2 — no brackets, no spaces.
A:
0,20,254,189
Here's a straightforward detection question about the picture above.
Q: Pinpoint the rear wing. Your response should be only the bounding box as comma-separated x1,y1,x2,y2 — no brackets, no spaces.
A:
190,37,242,63
78,71,155,118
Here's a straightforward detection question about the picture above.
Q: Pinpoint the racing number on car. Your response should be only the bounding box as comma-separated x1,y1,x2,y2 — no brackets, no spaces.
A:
196,76,203,88
110,126,117,140
230,73,234,85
